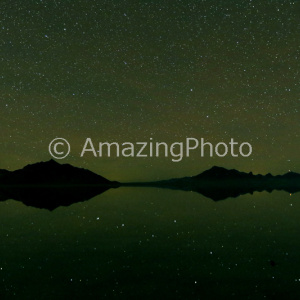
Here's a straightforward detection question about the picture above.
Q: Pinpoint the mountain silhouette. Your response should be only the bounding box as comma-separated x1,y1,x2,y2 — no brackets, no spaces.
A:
122,166,300,201
279,171,300,179
0,159,118,186
193,166,300,181
194,166,254,179
0,162,299,207
0,169,10,177
0,160,119,210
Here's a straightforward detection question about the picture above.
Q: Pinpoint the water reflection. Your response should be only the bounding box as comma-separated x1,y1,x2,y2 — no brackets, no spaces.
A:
0,186,112,210
0,188,299,298
0,183,298,210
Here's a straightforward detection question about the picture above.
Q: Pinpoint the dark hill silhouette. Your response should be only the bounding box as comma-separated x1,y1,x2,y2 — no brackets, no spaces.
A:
0,162,299,207
0,169,10,177
122,166,300,201
0,160,119,210
193,166,300,181
194,166,254,179
279,172,300,179
0,159,118,186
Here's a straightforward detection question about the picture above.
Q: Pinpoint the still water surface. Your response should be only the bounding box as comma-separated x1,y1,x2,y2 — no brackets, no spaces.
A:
0,188,299,299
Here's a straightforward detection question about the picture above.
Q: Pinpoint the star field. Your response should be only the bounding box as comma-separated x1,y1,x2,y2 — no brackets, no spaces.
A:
0,0,299,181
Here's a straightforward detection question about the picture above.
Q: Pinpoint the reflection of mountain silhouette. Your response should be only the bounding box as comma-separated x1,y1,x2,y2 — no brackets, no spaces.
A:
162,183,299,201
0,162,299,207
0,186,110,210
122,166,300,201
0,160,120,210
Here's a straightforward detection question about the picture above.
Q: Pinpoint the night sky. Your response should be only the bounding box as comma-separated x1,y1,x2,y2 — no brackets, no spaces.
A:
0,0,299,181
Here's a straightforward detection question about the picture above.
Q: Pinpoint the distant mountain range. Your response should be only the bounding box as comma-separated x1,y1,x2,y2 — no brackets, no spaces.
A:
0,160,119,210
138,166,300,200
0,160,299,209
0,159,119,186
193,165,300,180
